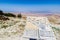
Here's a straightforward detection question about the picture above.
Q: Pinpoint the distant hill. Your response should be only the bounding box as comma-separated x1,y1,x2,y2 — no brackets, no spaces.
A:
47,14,60,25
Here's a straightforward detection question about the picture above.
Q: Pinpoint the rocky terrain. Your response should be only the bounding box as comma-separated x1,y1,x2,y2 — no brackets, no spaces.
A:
0,12,60,40
0,13,27,40
47,14,60,24
47,14,60,40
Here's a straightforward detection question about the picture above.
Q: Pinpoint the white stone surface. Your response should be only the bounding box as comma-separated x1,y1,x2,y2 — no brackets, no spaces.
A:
22,16,56,40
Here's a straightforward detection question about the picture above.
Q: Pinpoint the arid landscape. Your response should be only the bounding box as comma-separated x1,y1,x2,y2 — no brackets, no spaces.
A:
0,10,60,40
0,0,60,40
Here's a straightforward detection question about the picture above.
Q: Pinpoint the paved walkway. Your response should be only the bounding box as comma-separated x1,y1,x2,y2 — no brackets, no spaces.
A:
23,16,56,40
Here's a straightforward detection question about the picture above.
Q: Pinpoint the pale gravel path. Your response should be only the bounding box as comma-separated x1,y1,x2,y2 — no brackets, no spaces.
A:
23,16,56,40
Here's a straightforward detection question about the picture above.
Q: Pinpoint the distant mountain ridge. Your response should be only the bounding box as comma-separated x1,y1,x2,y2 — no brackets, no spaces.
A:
29,11,52,14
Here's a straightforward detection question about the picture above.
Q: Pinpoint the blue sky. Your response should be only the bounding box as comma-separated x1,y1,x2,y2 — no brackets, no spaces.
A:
0,0,60,13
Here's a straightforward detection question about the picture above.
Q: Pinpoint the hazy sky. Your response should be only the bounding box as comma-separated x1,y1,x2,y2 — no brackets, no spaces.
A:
0,0,60,13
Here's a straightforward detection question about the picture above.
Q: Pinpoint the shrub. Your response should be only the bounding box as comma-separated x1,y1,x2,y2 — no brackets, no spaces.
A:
1,24,8,29
4,13,16,17
17,14,22,18
0,10,4,15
